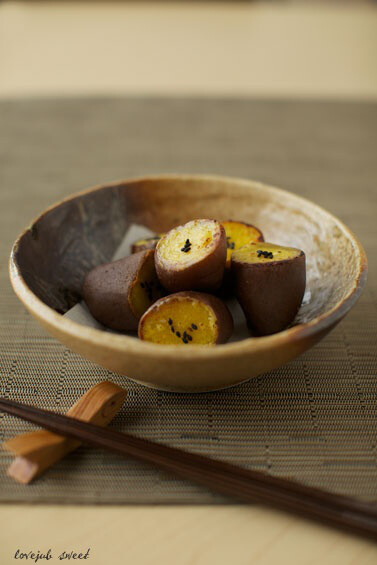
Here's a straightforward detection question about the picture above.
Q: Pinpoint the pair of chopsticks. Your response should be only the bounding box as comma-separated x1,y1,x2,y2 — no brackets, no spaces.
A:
1,397,376,539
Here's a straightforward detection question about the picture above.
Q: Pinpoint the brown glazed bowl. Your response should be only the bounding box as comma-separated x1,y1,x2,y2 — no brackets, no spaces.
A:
9,175,367,392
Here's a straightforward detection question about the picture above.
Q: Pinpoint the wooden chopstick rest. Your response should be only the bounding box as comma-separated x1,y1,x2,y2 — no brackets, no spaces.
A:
3,381,127,484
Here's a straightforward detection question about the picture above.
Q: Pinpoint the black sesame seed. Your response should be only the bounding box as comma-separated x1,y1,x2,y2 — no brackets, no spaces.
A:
187,334,192,341
182,338,188,344
168,318,173,325
176,331,181,338
226,238,236,250
181,238,192,252
171,326,175,333
191,323,198,330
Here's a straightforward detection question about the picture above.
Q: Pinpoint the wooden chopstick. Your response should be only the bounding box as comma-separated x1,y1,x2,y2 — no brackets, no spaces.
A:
1,397,376,539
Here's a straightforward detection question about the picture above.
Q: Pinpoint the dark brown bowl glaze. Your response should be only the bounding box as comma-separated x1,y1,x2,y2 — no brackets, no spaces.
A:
9,175,367,392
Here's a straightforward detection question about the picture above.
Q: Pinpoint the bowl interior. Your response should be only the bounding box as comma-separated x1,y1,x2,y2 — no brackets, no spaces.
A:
14,176,362,333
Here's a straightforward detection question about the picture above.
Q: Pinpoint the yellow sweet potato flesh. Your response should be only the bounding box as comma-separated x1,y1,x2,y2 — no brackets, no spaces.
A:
222,221,263,265
233,242,302,264
130,254,163,317
141,299,218,345
158,220,214,265
132,236,160,250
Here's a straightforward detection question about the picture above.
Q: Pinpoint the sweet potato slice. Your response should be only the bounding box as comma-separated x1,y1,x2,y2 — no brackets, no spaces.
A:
138,291,233,345
155,219,227,292
222,220,264,268
231,242,306,335
82,250,163,331
131,236,162,254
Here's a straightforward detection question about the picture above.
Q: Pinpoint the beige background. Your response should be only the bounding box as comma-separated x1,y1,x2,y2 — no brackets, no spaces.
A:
1,2,377,564
1,2,377,99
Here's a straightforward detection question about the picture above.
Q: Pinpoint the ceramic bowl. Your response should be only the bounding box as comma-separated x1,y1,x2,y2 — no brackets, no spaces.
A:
9,175,367,392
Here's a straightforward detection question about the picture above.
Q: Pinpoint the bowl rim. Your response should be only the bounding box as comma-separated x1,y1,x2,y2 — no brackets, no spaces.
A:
9,173,368,360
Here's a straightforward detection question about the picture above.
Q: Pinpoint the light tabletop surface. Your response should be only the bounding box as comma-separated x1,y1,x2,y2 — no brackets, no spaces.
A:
2,504,377,565
1,3,377,564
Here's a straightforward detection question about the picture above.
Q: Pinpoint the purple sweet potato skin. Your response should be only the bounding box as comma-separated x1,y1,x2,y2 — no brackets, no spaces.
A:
138,291,234,344
155,222,227,292
82,250,153,331
232,253,306,336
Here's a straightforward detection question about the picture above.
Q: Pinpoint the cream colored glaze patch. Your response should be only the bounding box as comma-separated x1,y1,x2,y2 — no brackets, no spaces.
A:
158,220,217,265
141,298,217,345
233,242,302,264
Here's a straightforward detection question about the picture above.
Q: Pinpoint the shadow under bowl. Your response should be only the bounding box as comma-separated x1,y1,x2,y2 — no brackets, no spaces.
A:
9,175,367,392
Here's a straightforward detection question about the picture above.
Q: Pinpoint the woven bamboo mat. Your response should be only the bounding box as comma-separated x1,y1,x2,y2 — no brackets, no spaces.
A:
0,98,376,504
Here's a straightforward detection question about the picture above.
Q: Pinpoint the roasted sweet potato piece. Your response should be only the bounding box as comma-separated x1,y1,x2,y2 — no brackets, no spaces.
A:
138,291,233,345
131,236,162,254
231,242,306,335
222,220,264,268
82,250,163,331
155,219,227,292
